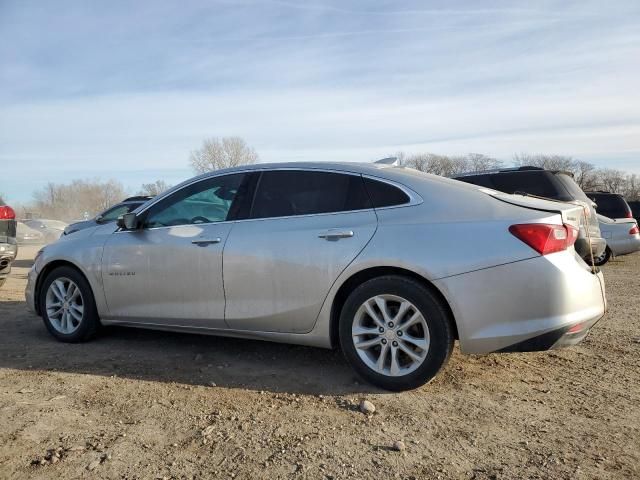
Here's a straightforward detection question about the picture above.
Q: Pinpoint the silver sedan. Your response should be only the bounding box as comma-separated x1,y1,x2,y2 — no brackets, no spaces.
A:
595,214,640,265
26,162,606,391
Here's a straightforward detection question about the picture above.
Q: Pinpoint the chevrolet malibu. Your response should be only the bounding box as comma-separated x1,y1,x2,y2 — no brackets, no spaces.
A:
26,162,606,391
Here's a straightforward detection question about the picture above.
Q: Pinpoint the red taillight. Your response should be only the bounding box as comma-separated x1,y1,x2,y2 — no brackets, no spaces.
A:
630,225,639,235
0,205,15,220
509,223,578,255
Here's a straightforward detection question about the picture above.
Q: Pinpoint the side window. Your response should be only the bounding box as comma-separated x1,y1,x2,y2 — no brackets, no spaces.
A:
144,173,245,228
363,178,410,208
251,171,371,219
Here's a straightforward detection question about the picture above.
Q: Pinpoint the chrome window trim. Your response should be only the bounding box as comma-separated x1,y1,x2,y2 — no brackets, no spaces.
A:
123,167,422,229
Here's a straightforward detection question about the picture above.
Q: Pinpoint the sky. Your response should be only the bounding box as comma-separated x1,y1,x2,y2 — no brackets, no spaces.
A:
1,0,639,202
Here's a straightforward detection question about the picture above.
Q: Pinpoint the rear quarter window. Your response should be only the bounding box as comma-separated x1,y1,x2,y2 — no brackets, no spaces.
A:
363,178,410,208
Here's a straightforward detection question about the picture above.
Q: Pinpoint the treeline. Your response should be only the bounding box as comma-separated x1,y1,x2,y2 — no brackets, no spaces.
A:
397,152,640,201
13,151,640,222
17,179,171,222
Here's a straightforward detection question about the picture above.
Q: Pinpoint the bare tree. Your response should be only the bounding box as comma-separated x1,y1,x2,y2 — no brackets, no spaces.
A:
597,168,627,193
402,152,502,177
623,174,640,201
31,179,127,221
189,137,259,174
139,180,171,197
513,153,577,172
573,161,597,190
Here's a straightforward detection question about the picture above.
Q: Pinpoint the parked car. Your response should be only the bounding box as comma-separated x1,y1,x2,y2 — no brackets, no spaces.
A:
0,198,18,288
64,196,153,236
585,191,633,219
594,214,640,265
17,221,45,245
23,219,67,243
26,162,606,391
454,167,606,263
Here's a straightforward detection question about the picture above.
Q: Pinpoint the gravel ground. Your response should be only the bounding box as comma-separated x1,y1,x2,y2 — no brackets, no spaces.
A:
0,245,639,479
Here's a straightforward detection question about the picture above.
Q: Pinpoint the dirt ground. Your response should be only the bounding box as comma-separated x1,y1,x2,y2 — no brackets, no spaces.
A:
0,245,638,480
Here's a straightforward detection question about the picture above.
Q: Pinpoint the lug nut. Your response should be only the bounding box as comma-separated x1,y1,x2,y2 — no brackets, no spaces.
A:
397,331,403,337
381,339,387,345
388,322,394,328
392,341,398,347
378,327,385,333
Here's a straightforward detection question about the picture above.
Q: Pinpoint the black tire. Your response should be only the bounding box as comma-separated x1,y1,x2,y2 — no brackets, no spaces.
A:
339,275,454,391
593,247,611,267
39,266,100,342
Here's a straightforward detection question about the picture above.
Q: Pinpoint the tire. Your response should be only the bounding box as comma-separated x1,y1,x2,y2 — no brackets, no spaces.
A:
339,275,454,391
39,266,100,342
593,247,611,267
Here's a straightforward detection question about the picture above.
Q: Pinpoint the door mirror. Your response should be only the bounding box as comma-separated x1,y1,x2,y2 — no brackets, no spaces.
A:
95,214,104,224
117,212,140,230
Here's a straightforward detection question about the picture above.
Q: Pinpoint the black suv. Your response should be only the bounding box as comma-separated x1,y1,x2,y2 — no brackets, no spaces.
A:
64,196,153,236
584,191,633,220
0,196,18,288
629,201,640,223
454,167,606,262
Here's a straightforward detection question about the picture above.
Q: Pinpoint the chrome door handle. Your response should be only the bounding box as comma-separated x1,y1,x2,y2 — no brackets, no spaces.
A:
192,237,222,246
318,230,354,240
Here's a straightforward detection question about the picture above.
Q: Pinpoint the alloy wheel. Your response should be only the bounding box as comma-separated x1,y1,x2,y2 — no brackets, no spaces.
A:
45,277,84,334
352,294,430,376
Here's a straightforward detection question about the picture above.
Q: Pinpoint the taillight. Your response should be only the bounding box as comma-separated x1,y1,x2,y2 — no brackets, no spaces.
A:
0,206,15,220
630,225,639,235
509,223,578,255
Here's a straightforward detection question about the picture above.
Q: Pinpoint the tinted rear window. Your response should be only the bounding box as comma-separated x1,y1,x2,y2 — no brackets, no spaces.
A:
251,171,371,219
553,173,590,202
587,193,631,217
363,178,410,208
491,171,572,200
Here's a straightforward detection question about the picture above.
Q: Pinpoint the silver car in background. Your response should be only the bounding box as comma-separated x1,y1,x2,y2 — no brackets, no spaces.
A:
25,162,606,391
595,214,640,265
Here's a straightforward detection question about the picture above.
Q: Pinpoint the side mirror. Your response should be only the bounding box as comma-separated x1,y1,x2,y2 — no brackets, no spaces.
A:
117,212,140,230
95,214,104,224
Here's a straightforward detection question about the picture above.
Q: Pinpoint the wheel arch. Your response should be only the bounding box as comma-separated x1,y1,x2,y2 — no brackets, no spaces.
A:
329,266,459,348
34,260,95,316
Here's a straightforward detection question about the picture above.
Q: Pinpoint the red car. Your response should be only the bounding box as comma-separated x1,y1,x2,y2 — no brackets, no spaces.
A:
0,197,18,288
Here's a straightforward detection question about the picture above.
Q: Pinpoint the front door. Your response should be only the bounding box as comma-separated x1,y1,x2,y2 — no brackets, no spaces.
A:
101,172,247,327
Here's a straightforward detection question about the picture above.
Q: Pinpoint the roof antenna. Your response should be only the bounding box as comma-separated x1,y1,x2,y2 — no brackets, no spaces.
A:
374,156,400,166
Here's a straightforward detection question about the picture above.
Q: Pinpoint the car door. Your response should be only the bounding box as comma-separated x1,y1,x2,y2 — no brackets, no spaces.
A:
101,172,248,327
223,169,378,333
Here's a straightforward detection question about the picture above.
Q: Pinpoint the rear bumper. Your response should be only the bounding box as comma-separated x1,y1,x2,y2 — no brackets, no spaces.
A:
434,250,606,354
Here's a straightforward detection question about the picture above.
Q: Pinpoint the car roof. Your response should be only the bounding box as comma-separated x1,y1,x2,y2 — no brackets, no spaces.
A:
169,162,408,191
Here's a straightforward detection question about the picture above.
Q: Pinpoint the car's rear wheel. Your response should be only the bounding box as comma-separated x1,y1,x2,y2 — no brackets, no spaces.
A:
39,266,99,342
593,246,611,266
339,275,454,391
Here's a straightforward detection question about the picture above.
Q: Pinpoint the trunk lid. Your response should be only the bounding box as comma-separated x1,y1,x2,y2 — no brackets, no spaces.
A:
480,189,584,231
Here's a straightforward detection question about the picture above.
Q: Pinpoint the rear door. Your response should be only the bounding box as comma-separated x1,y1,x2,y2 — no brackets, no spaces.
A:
223,169,377,333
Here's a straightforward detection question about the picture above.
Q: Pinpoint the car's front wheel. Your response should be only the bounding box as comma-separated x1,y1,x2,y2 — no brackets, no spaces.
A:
39,266,100,342
339,276,454,391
